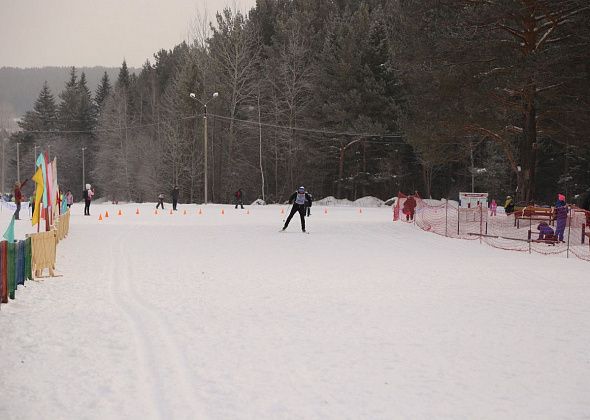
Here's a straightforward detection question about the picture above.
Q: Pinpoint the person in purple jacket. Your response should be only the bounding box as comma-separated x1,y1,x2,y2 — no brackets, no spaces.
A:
537,222,554,240
554,194,568,242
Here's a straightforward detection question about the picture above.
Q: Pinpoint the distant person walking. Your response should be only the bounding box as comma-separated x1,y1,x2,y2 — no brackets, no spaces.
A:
156,193,165,210
234,188,244,209
83,184,94,216
171,186,179,211
403,195,417,221
14,179,29,220
489,199,497,216
65,190,74,208
282,186,313,232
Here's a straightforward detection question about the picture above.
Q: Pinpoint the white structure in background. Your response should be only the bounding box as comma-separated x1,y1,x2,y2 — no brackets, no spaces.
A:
459,192,489,209
459,192,489,222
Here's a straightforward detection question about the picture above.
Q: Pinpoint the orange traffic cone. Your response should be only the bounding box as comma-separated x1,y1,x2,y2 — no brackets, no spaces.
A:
155,209,158,215
98,213,103,221
247,209,250,215
198,208,202,215
105,211,109,218
183,209,187,215
221,209,225,215
170,209,173,215
324,208,328,214
359,208,363,214
136,208,140,215
281,208,285,214
118,209,122,216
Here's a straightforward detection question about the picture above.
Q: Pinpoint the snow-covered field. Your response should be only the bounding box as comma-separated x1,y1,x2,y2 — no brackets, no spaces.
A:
1,202,589,419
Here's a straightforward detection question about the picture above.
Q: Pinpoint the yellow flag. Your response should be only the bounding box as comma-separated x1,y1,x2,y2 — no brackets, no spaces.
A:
32,167,44,226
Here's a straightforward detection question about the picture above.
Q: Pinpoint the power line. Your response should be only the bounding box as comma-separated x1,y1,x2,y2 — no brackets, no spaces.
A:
209,113,404,140
15,114,200,135
14,112,406,143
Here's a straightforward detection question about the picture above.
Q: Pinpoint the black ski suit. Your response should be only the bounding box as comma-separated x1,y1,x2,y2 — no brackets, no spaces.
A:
171,187,179,210
283,191,313,231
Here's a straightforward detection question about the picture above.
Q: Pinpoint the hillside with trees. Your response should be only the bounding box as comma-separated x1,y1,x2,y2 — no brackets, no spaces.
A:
5,0,589,205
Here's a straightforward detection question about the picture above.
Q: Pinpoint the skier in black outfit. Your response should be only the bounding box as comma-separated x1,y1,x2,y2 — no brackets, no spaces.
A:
171,186,179,211
234,188,244,209
282,186,313,232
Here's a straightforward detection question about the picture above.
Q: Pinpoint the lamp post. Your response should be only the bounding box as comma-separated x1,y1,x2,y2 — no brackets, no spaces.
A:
82,147,86,191
1,138,7,194
189,91,218,204
16,142,20,183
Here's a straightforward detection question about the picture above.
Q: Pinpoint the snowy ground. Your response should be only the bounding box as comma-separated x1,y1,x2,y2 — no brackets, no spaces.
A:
1,202,589,419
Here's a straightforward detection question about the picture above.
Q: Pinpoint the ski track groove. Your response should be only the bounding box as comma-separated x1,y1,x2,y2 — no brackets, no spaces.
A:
116,225,208,419
108,229,169,420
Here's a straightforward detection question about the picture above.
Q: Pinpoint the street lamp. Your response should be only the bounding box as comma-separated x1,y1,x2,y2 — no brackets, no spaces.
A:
1,138,7,194
16,142,20,182
189,91,219,204
82,147,87,191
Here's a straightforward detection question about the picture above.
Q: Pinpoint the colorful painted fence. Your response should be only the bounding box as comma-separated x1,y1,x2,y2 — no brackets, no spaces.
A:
0,210,70,309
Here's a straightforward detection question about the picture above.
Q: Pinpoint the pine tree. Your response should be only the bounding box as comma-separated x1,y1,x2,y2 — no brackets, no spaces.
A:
18,81,57,132
95,71,112,117
117,60,131,91
77,72,95,132
57,66,79,131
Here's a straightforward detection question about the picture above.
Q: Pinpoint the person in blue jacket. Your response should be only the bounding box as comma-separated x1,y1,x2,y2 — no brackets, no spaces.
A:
554,194,568,242
537,222,554,240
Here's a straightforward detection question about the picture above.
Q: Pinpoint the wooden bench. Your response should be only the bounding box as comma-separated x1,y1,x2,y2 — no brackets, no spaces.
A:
514,206,554,228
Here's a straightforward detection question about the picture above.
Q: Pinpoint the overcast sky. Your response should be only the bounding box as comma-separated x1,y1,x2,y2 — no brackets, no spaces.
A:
0,0,257,68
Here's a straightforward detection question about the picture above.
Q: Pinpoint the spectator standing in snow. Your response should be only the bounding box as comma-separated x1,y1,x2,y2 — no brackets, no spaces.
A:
554,193,568,242
65,190,74,208
489,199,497,216
83,184,94,216
504,196,515,215
537,222,555,240
306,192,313,216
171,186,179,211
403,195,417,221
14,179,29,220
156,193,165,209
282,186,313,232
29,195,34,218
234,188,244,209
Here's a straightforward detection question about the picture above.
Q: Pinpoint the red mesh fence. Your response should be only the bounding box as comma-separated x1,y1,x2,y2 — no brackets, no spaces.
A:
395,193,590,262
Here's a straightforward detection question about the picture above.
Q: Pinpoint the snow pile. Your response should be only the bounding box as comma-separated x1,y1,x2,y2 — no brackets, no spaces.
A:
384,197,397,206
315,195,384,207
353,196,385,207
314,196,353,206
250,198,266,205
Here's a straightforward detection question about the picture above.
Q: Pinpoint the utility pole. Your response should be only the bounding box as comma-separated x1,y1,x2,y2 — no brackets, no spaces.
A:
82,147,86,190
16,142,20,182
1,138,6,194
470,141,475,193
189,92,218,204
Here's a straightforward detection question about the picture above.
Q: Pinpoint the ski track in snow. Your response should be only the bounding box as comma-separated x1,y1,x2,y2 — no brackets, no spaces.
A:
1,203,589,419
